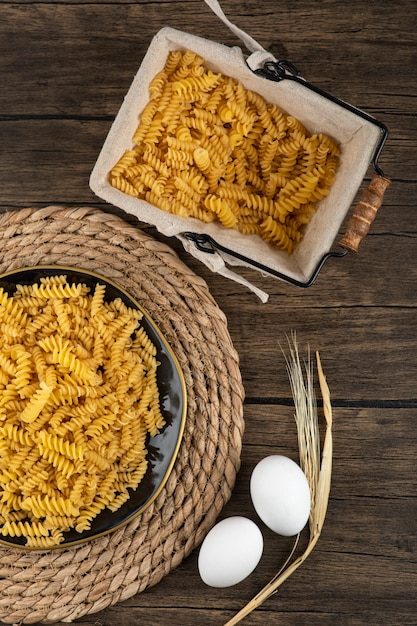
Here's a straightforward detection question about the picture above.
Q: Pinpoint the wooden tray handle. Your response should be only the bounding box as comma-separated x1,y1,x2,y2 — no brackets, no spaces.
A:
339,174,391,253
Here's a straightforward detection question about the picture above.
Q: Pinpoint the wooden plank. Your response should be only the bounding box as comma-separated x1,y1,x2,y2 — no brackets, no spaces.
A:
0,2,414,118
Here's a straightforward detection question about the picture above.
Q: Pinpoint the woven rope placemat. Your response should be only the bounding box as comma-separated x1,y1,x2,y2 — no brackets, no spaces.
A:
0,205,245,625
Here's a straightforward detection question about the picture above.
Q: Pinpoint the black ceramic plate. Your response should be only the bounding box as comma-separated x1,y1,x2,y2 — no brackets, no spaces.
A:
0,266,187,549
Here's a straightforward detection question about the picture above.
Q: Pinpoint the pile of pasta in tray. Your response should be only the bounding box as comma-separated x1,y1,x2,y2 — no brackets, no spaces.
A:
0,275,164,548
109,49,340,255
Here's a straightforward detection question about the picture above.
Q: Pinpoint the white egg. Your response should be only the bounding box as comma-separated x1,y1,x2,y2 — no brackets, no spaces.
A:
198,516,263,587
250,455,311,536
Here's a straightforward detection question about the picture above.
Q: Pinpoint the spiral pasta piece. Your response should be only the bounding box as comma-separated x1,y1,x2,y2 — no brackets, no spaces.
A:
11,345,32,390
19,383,53,424
0,519,49,538
36,430,85,461
32,282,83,299
204,194,237,228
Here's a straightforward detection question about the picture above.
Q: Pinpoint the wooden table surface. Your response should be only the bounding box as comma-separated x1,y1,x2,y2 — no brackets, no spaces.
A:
1,0,416,624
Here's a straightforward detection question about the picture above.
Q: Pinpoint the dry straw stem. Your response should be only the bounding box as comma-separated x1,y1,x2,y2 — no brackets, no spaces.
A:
223,343,333,626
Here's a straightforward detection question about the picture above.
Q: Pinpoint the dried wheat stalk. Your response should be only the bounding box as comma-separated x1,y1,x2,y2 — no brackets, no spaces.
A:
223,336,333,626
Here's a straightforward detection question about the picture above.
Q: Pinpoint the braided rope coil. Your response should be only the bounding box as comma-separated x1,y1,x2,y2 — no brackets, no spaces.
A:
0,206,245,624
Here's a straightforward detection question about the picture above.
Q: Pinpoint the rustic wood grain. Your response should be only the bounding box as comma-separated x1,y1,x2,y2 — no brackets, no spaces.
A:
0,0,416,624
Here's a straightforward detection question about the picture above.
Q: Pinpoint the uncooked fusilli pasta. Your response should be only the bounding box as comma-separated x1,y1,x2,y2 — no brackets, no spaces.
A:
109,49,340,255
0,275,165,547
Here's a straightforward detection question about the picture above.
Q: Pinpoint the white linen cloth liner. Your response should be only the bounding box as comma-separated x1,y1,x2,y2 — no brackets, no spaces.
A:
89,0,383,302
